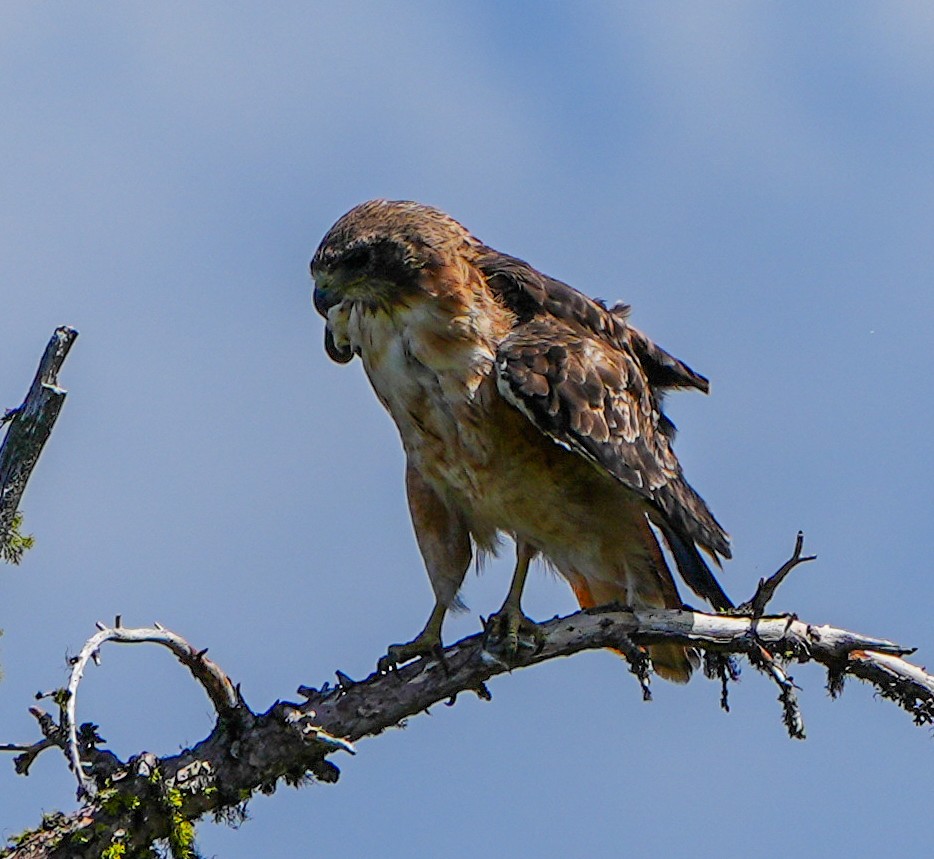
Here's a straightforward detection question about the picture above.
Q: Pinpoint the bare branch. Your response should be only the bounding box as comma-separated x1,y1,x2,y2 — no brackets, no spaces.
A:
0,739,57,776
62,620,246,798
2,601,931,858
0,326,78,563
737,530,817,617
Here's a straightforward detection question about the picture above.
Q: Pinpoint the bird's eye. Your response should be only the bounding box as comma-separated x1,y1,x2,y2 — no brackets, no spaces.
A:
341,247,371,271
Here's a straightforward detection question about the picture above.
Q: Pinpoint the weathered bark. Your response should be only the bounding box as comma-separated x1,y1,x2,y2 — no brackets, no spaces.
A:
2,593,930,859
0,326,78,563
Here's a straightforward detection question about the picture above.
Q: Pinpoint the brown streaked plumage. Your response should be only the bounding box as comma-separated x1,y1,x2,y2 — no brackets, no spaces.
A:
311,199,732,681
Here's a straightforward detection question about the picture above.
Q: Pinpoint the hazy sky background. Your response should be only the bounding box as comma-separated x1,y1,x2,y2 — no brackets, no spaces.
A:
1,3,932,856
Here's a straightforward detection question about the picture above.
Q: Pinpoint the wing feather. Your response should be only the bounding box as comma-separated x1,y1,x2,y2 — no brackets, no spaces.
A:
481,249,732,608
495,318,677,499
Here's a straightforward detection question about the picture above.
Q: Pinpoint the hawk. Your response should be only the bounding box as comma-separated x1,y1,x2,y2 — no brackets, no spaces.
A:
311,199,732,682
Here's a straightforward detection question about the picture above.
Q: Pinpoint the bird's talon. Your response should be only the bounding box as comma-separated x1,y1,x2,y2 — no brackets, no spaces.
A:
378,632,443,673
482,607,542,661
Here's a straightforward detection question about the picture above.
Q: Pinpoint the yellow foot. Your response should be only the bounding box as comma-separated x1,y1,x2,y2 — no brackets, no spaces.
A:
482,606,545,660
377,629,444,673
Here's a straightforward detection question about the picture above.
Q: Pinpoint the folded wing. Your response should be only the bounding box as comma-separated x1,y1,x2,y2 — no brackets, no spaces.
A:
480,249,733,610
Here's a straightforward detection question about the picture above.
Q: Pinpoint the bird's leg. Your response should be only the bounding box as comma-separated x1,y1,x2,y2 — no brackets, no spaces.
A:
378,600,447,672
483,542,544,658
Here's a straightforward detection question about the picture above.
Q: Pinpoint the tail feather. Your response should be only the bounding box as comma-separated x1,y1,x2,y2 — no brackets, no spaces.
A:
655,518,734,611
649,641,699,684
567,566,696,684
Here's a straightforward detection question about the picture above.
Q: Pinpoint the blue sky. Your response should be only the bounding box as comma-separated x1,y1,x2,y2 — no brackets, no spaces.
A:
1,3,932,856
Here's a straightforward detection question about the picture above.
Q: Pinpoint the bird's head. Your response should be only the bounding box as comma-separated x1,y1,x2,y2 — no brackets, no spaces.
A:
311,199,476,363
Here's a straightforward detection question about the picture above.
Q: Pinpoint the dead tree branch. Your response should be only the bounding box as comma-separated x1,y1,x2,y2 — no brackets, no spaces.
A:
62,618,247,798
0,326,78,563
3,537,932,858
738,530,817,617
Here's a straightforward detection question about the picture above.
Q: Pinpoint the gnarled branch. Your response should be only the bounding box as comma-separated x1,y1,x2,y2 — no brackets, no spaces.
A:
3,545,931,859
62,618,247,798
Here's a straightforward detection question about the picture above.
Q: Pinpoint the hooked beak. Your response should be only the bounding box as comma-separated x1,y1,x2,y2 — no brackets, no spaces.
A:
313,282,355,364
324,327,354,364
313,283,339,318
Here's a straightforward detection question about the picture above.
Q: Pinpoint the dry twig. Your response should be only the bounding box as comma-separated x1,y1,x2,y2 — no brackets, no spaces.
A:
738,530,817,617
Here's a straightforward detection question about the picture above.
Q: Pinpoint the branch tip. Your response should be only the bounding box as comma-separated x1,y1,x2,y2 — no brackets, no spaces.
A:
737,531,817,618
335,670,355,689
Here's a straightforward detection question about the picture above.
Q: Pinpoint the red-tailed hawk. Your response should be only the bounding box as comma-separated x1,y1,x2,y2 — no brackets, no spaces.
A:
311,199,732,682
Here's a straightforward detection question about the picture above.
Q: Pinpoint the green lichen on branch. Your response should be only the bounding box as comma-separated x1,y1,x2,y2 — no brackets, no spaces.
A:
98,787,142,817
1,512,35,565
149,769,201,859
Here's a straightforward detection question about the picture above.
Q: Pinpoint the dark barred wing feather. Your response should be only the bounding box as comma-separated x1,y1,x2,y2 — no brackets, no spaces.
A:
482,250,733,610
